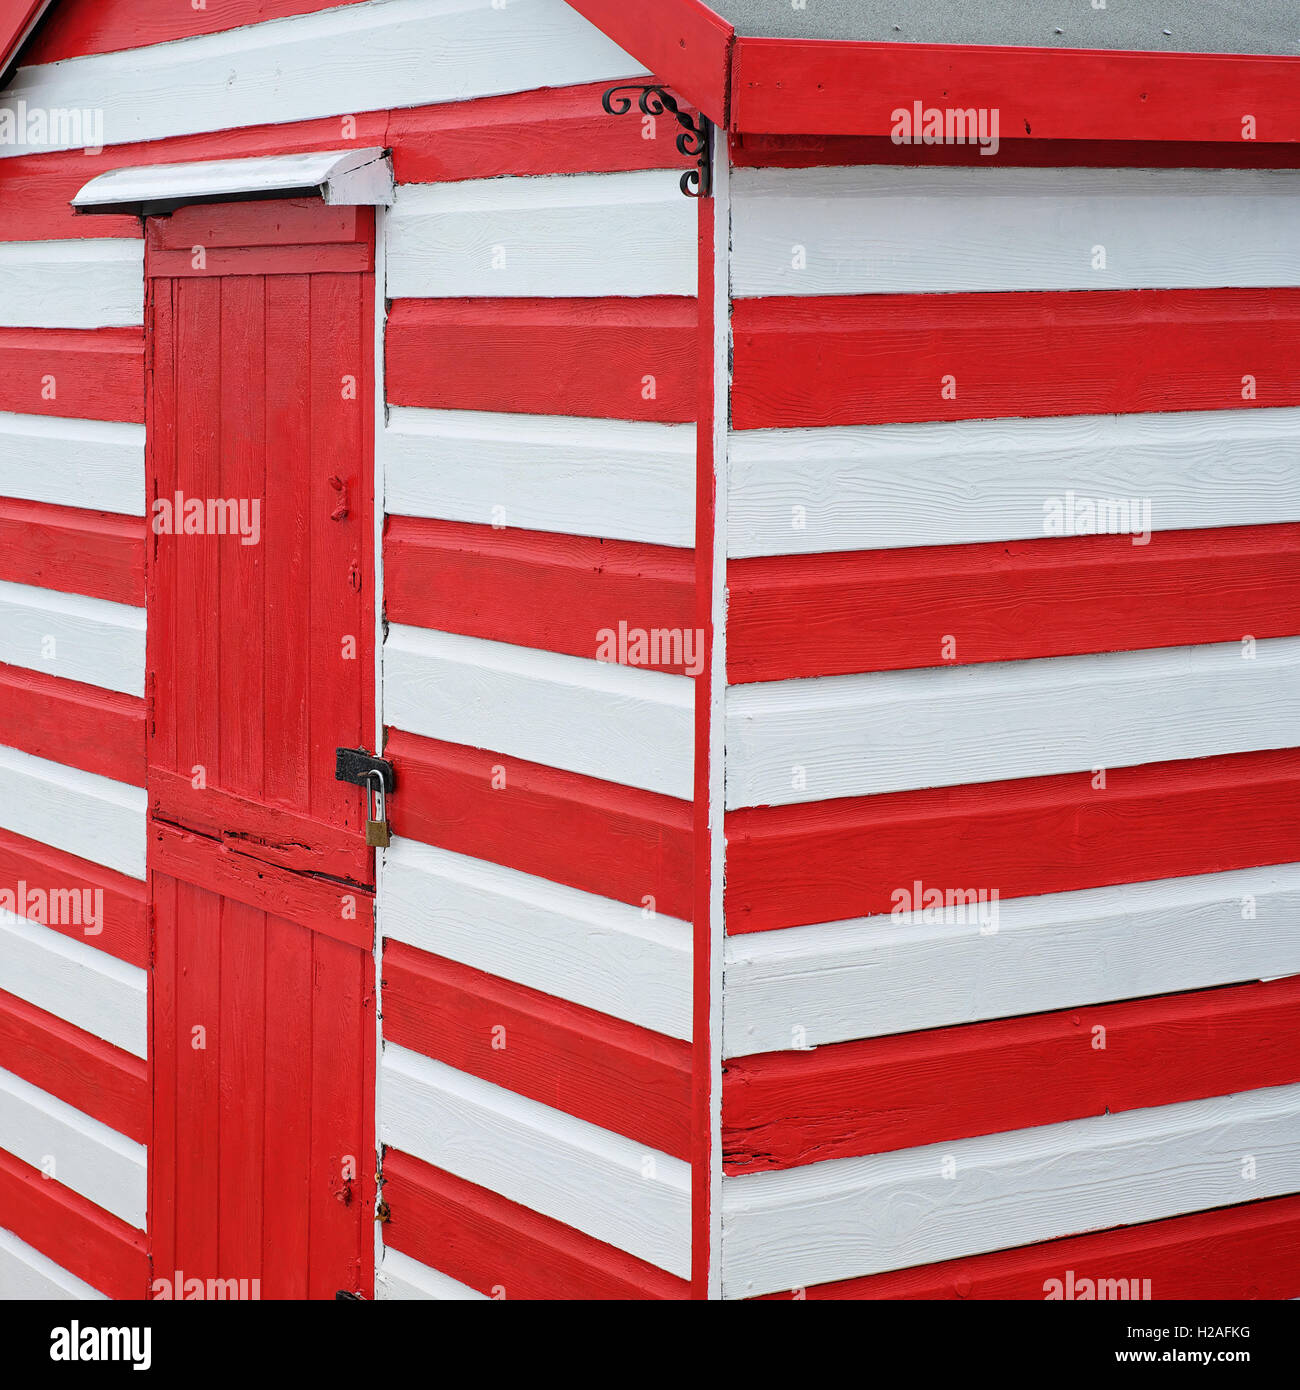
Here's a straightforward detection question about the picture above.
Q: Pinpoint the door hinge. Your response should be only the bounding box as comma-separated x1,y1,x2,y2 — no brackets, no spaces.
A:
334,748,395,792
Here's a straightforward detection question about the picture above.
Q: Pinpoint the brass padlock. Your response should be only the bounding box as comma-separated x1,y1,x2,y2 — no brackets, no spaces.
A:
365,769,391,849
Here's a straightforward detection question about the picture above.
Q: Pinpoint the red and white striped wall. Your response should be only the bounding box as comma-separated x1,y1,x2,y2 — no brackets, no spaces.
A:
718,157,1300,1300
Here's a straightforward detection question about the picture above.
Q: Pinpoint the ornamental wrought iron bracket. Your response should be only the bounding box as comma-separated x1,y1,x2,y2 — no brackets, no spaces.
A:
602,85,713,198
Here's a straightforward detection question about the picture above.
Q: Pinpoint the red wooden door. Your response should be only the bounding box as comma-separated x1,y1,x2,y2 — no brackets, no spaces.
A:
145,201,377,1300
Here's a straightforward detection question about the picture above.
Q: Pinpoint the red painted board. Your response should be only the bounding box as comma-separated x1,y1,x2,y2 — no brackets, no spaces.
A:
148,199,367,251
732,289,1300,429
0,989,148,1144
387,730,694,923
0,499,144,607
0,1147,149,1301
383,942,692,1159
382,1149,689,1300
384,518,696,671
0,664,144,786
0,826,146,967
724,977,1300,1173
386,298,698,423
0,327,143,422
727,524,1300,682
731,37,1300,144
727,748,1300,934
755,1196,1300,1301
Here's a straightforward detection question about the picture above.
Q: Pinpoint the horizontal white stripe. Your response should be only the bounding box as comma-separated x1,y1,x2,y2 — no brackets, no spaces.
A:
376,1247,487,1301
727,637,1300,808
0,242,142,329
731,165,1300,296
0,746,146,881
0,910,146,1058
728,407,1300,557
387,170,697,298
724,864,1300,1057
722,1081,1300,1298
0,1227,107,1300
386,625,694,800
0,580,145,696
381,1044,691,1279
0,1067,146,1228
384,407,696,548
0,413,145,517
382,837,692,1040
0,0,645,157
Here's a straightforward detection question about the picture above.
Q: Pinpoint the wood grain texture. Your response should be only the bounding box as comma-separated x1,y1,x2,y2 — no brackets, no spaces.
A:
0,411,143,516
386,298,699,422
384,406,695,548
732,289,1300,429
728,749,1300,934
0,1146,146,1299
728,524,1300,682
381,836,692,1042
730,38,1300,144
382,1148,689,1301
721,1081,1300,1298
0,1064,146,1227
0,988,147,1142
376,1247,487,1301
383,942,692,1159
0,664,144,785
0,826,146,967
730,165,1300,295
724,977,1300,1173
381,1043,691,1279
728,406,1300,558
0,578,144,697
0,327,142,422
385,518,696,670
0,241,142,328
387,730,694,923
754,1195,1300,1301
0,0,647,156
0,745,145,881
0,910,146,1058
725,636,1300,808
0,500,144,607
386,171,696,299
385,624,694,801
724,862,1300,1057
0,1227,106,1300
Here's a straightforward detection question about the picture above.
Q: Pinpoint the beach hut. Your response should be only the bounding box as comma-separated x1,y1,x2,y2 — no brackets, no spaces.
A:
0,0,1297,1302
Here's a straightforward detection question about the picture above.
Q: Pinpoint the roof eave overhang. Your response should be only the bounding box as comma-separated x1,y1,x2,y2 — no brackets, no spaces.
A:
0,0,54,88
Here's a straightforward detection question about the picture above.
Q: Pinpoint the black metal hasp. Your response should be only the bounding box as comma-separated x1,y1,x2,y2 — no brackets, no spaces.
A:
602,85,712,198
335,747,395,793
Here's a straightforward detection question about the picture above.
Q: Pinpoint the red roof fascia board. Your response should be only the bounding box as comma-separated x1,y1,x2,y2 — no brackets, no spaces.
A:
0,0,53,84
732,36,1300,142
563,0,734,128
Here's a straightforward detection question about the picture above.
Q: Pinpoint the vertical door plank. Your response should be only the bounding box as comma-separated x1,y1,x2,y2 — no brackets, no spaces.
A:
149,871,178,1286
148,280,178,771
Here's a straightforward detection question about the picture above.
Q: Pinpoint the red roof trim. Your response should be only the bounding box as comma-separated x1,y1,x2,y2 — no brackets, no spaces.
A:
731,37,1300,142
0,0,53,85
563,0,733,127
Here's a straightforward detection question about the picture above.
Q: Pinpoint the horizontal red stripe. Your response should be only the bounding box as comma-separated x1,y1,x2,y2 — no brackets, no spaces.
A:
732,38,1300,145
731,132,1300,171
147,199,369,251
733,289,1300,429
728,524,1300,682
727,748,1300,933
387,730,694,922
0,1146,148,1300
0,499,144,607
385,518,696,671
382,1149,688,1300
755,1195,1300,1301
724,977,1300,1174
383,942,691,1159
0,83,689,241
0,327,143,422
146,243,372,277
0,664,144,786
386,298,698,422
0,826,146,967
0,989,147,1144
